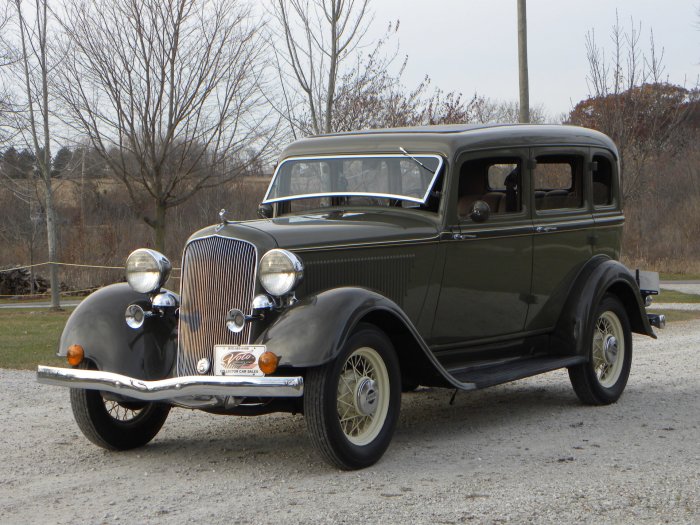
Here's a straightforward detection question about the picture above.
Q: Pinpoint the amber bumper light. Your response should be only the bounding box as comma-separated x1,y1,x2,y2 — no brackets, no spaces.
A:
258,352,279,375
66,344,84,366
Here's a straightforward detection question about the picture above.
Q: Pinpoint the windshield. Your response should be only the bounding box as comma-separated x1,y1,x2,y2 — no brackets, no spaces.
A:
263,154,443,205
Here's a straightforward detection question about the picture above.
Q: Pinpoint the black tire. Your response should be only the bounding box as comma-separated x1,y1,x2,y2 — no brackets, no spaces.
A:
568,294,632,405
70,362,170,450
304,323,401,470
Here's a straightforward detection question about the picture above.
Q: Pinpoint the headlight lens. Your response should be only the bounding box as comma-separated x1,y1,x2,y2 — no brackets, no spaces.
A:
125,249,172,293
258,249,303,296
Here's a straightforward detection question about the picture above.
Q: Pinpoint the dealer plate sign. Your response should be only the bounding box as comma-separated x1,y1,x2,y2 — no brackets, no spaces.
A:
214,345,266,376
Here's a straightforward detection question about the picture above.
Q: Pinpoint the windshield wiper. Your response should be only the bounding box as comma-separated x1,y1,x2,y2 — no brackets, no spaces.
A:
399,147,436,174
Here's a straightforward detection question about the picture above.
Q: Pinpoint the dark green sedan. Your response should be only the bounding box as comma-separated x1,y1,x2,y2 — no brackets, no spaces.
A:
38,124,662,469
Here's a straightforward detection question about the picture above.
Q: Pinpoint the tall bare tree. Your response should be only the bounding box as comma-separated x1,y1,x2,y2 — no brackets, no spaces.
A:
569,14,695,203
270,0,372,136
0,3,14,145
59,0,271,253
10,0,61,309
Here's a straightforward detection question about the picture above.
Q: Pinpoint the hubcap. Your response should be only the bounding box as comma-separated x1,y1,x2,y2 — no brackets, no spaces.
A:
355,378,378,417
603,335,618,365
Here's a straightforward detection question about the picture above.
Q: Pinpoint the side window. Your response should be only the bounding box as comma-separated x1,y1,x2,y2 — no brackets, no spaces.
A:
534,154,584,211
592,155,614,207
458,157,522,218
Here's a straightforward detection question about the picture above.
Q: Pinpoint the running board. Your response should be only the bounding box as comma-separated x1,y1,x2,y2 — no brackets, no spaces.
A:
448,355,586,390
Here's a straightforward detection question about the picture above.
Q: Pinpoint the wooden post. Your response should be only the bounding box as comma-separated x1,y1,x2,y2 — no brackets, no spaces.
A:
517,0,530,123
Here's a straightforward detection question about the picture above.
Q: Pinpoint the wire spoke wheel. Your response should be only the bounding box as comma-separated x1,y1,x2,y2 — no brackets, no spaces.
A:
103,398,144,422
305,324,400,470
568,295,632,405
336,347,390,446
592,312,624,388
70,361,170,451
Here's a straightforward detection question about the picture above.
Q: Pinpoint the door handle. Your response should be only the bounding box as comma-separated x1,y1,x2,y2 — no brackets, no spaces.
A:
536,226,558,233
453,233,477,240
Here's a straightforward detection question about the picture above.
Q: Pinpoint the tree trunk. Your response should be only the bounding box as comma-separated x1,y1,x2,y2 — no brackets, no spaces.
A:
154,202,167,254
45,179,61,309
15,0,60,309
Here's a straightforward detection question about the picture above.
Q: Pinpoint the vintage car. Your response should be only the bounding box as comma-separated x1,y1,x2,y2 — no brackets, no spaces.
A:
38,124,664,470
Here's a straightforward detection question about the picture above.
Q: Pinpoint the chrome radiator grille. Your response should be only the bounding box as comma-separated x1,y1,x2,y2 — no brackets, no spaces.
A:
177,236,257,376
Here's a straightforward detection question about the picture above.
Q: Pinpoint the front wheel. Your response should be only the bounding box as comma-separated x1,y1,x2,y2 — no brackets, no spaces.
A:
568,295,632,405
70,362,170,450
304,323,401,470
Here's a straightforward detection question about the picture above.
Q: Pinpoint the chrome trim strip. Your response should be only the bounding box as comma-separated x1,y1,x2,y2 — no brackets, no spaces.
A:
593,215,625,226
292,235,441,252
37,366,304,399
457,224,535,237
532,218,596,231
263,154,444,205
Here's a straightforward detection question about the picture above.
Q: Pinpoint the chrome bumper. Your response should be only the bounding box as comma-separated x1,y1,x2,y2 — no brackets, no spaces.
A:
36,365,304,401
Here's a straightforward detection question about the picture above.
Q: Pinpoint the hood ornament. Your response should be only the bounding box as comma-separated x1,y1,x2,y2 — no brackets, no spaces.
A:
216,209,231,232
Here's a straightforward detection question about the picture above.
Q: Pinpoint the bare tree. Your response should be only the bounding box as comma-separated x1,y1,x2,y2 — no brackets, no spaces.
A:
568,15,695,203
0,4,17,154
270,0,372,136
59,0,272,253
473,98,548,124
10,0,61,309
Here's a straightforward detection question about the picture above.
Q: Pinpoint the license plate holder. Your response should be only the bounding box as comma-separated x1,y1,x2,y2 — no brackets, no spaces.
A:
214,345,266,376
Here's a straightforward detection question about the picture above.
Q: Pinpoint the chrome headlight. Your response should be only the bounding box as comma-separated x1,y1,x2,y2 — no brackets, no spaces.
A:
258,249,303,296
125,249,172,294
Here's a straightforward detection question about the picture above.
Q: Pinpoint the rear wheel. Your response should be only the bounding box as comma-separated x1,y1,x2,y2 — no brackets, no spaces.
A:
568,295,632,405
304,324,401,470
70,362,170,450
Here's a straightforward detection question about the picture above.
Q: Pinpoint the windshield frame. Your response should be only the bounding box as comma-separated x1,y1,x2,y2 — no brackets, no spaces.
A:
262,153,444,205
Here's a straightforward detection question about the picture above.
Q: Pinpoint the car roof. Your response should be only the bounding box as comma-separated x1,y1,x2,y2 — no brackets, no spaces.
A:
279,124,619,160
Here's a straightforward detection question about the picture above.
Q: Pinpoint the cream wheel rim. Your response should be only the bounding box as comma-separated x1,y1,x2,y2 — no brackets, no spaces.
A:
592,311,625,388
336,347,390,446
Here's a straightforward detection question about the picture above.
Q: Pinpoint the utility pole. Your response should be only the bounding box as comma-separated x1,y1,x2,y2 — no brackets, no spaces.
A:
517,0,530,123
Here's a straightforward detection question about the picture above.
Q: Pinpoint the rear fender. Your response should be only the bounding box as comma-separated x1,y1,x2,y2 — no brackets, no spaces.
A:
552,256,655,357
58,283,177,380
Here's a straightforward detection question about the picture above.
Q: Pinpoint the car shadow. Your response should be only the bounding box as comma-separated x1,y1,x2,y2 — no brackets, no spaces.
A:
116,374,589,472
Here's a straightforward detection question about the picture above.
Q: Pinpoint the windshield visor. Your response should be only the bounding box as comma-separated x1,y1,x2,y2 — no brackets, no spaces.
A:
263,154,443,204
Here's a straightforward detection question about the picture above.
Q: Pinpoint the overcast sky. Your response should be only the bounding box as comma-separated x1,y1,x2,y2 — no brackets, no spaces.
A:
367,0,700,119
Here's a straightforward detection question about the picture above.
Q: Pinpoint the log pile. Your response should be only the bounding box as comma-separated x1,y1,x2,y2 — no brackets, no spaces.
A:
0,267,50,296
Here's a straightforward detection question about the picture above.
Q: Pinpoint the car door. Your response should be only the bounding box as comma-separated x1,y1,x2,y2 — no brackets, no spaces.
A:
526,146,595,331
431,149,534,347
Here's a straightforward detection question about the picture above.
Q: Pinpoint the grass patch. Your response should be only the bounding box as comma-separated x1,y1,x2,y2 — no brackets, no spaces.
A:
0,295,85,305
654,310,700,323
657,289,700,303
0,308,73,369
659,272,700,281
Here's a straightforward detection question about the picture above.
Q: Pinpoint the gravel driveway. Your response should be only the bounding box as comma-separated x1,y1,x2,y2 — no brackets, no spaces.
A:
1,321,698,524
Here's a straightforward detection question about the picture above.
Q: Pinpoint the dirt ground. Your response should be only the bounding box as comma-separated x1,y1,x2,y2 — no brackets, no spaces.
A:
1,321,698,524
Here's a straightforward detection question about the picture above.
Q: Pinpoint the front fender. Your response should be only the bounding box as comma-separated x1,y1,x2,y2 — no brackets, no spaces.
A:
255,287,400,368
58,283,177,380
255,287,455,390
552,256,656,357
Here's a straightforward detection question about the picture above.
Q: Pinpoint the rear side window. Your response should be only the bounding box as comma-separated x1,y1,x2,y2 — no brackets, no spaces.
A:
592,155,614,207
534,155,584,211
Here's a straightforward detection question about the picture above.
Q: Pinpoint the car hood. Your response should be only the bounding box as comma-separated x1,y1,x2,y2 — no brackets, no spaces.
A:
188,210,441,253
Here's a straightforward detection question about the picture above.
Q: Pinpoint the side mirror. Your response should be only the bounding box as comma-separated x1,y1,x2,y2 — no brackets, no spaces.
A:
470,200,490,223
257,203,273,219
